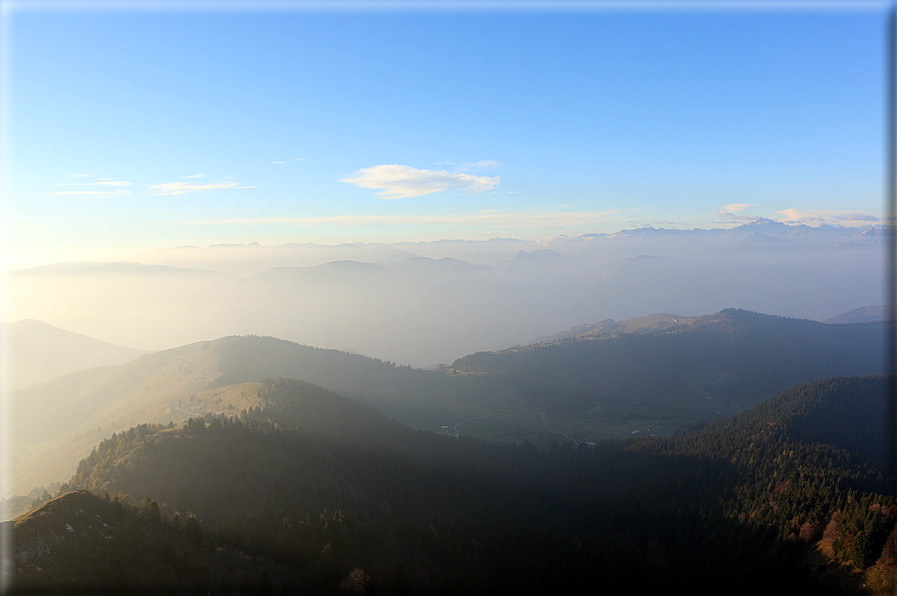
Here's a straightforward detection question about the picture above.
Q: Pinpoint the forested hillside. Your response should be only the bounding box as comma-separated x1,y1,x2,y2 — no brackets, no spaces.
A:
13,375,897,594
9,490,279,594
11,309,884,502
211,334,410,397
4,333,409,498
452,309,886,415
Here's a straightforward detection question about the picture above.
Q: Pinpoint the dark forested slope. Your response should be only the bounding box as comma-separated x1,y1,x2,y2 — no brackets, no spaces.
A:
20,374,894,594
619,374,896,583
452,309,886,414
9,489,289,594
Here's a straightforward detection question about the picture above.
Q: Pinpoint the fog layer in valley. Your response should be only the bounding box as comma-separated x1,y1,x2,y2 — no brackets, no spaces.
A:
6,220,884,367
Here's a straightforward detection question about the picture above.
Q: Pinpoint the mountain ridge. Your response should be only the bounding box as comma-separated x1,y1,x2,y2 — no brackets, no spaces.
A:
2,319,147,390
16,374,897,594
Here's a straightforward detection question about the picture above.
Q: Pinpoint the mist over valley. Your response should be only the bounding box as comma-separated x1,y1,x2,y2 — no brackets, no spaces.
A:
6,221,883,367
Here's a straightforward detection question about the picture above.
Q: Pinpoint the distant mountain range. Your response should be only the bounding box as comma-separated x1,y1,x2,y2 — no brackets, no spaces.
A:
824,304,892,324
4,219,883,366
583,218,884,245
1,319,145,390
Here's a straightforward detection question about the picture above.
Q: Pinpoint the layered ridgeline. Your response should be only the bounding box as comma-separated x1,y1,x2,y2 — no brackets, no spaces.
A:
1,319,145,390
4,220,887,367
8,223,883,368
12,375,897,594
154,309,888,444
6,336,406,498
451,308,885,420
6,309,887,500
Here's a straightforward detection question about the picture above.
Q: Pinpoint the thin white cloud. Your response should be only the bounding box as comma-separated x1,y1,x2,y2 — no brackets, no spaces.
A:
833,213,879,222
722,203,755,213
714,209,761,224
150,181,242,195
180,174,207,179
435,159,503,171
92,180,132,186
270,161,287,164
42,189,130,196
776,208,880,227
472,160,502,169
166,208,621,228
342,164,500,199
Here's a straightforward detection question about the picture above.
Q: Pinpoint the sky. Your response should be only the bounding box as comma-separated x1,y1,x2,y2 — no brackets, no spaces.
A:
0,0,888,270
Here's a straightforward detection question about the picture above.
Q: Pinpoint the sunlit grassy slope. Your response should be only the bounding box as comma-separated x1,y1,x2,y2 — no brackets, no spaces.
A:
528,312,701,343
6,309,886,502
8,338,265,496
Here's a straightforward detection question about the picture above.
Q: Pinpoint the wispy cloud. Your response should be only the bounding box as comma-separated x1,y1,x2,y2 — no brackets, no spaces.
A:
180,173,207,179
150,181,249,195
714,209,761,224
42,189,130,197
472,160,502,169
713,202,762,225
722,203,755,213
270,161,287,164
166,208,621,228
436,160,503,171
342,164,500,199
92,180,132,186
834,213,880,222
776,208,880,227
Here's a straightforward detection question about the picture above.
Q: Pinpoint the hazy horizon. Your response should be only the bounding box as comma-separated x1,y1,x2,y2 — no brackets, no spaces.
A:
1,2,884,268
3,218,885,366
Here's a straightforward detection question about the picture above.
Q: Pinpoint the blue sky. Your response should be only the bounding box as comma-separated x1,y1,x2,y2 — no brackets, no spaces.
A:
0,1,887,268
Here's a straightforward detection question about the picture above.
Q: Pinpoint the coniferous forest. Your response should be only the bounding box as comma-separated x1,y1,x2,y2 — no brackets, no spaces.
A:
10,373,897,595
